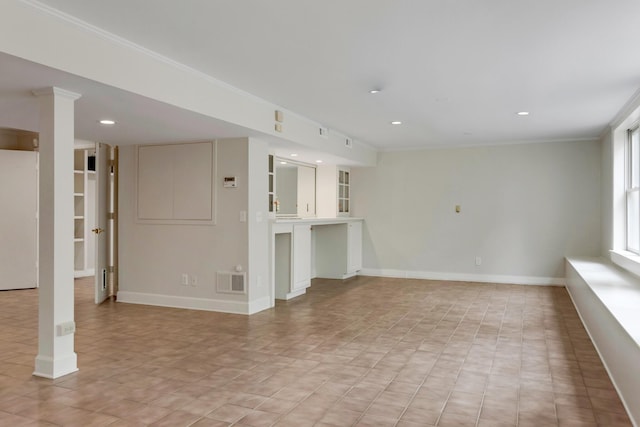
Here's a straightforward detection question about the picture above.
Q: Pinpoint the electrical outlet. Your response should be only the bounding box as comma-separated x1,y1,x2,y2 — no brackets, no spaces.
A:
190,275,198,286
181,273,189,286
475,256,482,266
56,321,75,336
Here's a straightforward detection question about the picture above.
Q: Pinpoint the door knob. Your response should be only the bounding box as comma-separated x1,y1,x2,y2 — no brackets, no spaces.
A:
92,227,104,234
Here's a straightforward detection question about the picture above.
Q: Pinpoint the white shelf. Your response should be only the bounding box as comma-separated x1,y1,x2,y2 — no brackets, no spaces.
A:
74,216,84,220
74,238,84,243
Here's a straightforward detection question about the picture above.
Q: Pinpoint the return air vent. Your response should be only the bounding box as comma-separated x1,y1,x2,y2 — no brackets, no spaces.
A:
217,271,246,294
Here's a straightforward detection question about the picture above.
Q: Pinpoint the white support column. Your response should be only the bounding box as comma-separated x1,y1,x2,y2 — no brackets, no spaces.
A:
33,87,81,379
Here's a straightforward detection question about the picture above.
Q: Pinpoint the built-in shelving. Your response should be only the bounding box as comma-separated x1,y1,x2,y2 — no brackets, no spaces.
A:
73,147,95,277
268,154,275,215
338,169,350,215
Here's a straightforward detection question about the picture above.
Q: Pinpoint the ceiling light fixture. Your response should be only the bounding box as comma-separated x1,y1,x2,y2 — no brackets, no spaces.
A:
280,161,287,165
290,153,298,157
391,121,402,125
516,111,530,116
315,160,323,163
369,89,381,94
99,119,116,125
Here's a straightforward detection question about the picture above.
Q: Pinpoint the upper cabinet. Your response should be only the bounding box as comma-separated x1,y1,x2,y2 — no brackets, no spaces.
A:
317,165,351,217
338,169,350,215
268,155,275,216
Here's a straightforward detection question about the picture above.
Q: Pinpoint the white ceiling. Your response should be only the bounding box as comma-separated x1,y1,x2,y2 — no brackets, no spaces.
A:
4,0,640,153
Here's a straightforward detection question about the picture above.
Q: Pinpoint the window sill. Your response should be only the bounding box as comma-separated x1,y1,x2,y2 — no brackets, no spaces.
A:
610,249,640,278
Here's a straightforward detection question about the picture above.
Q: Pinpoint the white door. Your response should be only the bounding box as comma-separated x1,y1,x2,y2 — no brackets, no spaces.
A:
292,224,311,291
297,166,316,218
0,150,38,290
94,143,109,304
348,222,363,274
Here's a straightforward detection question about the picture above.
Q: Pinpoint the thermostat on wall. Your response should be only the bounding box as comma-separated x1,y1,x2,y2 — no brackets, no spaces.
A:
224,176,238,188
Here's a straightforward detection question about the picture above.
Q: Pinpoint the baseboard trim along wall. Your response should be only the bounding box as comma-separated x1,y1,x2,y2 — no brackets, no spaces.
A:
117,291,271,315
359,268,565,286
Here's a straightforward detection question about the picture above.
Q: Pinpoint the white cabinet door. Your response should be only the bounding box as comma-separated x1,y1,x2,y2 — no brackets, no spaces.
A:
347,222,362,274
292,224,311,291
297,165,316,218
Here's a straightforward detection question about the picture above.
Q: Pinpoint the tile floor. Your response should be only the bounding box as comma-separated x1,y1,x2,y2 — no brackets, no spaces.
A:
0,276,633,426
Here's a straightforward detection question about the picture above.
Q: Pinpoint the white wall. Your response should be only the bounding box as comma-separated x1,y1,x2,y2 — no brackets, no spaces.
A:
0,149,38,290
247,138,271,312
600,130,613,256
351,140,601,284
118,138,265,314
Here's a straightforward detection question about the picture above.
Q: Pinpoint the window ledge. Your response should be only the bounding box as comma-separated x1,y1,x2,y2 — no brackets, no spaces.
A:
610,249,640,278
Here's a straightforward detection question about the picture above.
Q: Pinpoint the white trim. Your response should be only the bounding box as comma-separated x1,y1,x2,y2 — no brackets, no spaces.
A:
117,291,252,315
378,137,600,153
610,249,640,278
32,86,81,100
359,268,564,286
610,87,640,131
280,288,307,300
247,295,272,314
33,353,78,379
74,268,94,278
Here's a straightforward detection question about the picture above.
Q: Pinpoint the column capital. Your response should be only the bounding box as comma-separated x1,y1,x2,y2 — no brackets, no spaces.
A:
32,86,82,101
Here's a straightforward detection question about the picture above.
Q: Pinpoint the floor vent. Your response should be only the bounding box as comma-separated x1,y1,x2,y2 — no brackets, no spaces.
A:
217,271,246,294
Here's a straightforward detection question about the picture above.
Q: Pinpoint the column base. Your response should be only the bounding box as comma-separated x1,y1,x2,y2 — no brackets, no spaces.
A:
33,353,78,379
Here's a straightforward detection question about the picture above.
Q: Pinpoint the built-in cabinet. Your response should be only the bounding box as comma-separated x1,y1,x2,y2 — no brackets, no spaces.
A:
268,154,275,215
74,147,95,277
316,165,351,217
292,224,311,291
338,169,350,215
272,218,363,300
314,221,362,279
347,221,362,273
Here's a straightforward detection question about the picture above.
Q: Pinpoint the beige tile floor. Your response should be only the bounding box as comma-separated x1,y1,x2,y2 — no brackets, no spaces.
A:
0,276,633,427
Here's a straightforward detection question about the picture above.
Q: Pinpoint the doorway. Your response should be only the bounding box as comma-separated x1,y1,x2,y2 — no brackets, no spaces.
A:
74,142,117,304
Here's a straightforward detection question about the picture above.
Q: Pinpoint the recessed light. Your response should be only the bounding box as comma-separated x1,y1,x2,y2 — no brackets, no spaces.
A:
391,121,402,125
369,89,381,94
315,160,323,163
290,153,298,157
99,119,116,125
516,111,530,116
280,161,287,165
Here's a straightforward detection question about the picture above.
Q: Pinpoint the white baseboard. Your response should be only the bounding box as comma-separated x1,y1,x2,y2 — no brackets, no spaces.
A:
117,291,270,315
359,268,564,286
33,353,78,379
74,269,94,278
248,295,273,314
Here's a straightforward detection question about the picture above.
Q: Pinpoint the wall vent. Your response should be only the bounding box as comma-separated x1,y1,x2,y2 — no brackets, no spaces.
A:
345,137,353,148
319,126,328,138
217,271,246,294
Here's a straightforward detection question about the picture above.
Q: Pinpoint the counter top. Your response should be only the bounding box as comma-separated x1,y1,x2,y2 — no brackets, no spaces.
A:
273,217,363,226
